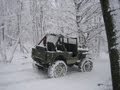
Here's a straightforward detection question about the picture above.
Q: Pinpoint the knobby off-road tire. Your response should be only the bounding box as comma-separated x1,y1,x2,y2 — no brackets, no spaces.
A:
48,60,67,78
78,60,93,72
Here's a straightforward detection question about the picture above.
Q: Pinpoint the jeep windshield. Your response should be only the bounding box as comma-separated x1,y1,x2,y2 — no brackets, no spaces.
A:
38,34,59,48
47,35,59,44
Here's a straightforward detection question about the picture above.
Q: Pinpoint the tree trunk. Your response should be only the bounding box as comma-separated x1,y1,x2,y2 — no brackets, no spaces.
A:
74,0,83,45
40,6,44,38
100,0,120,90
0,23,7,62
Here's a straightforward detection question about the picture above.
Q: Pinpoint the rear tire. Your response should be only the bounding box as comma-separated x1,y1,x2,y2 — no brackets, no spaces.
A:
78,60,93,72
48,60,67,78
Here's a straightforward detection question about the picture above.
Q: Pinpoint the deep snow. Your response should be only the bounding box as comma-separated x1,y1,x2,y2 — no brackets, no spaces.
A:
0,52,112,90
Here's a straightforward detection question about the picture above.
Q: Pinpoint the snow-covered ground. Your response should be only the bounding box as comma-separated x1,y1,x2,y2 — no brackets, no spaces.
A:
0,52,112,90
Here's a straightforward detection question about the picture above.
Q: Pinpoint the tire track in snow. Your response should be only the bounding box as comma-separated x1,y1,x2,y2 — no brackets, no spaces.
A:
0,68,33,75
0,76,47,87
0,62,48,87
0,62,32,75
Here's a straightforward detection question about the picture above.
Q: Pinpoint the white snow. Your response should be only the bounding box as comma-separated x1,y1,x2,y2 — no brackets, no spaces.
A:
0,51,112,90
78,47,89,51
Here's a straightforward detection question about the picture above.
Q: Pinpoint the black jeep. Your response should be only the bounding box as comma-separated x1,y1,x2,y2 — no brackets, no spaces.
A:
32,34,93,78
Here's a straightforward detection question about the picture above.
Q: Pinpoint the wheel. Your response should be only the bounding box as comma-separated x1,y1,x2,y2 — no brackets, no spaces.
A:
48,60,67,78
78,60,93,72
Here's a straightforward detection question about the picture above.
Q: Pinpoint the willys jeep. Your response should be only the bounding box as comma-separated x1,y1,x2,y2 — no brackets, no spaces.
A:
31,34,93,78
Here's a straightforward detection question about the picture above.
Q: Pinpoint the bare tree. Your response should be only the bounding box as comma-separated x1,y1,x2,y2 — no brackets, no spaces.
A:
29,0,48,45
100,0,120,90
73,0,105,57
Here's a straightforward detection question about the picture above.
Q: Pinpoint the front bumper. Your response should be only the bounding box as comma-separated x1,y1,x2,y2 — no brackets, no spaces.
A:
32,48,48,64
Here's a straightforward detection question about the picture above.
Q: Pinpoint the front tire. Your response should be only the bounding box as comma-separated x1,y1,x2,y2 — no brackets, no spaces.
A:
48,60,67,78
78,60,93,72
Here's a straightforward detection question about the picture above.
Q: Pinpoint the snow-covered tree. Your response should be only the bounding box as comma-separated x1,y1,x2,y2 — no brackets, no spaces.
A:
74,0,106,57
